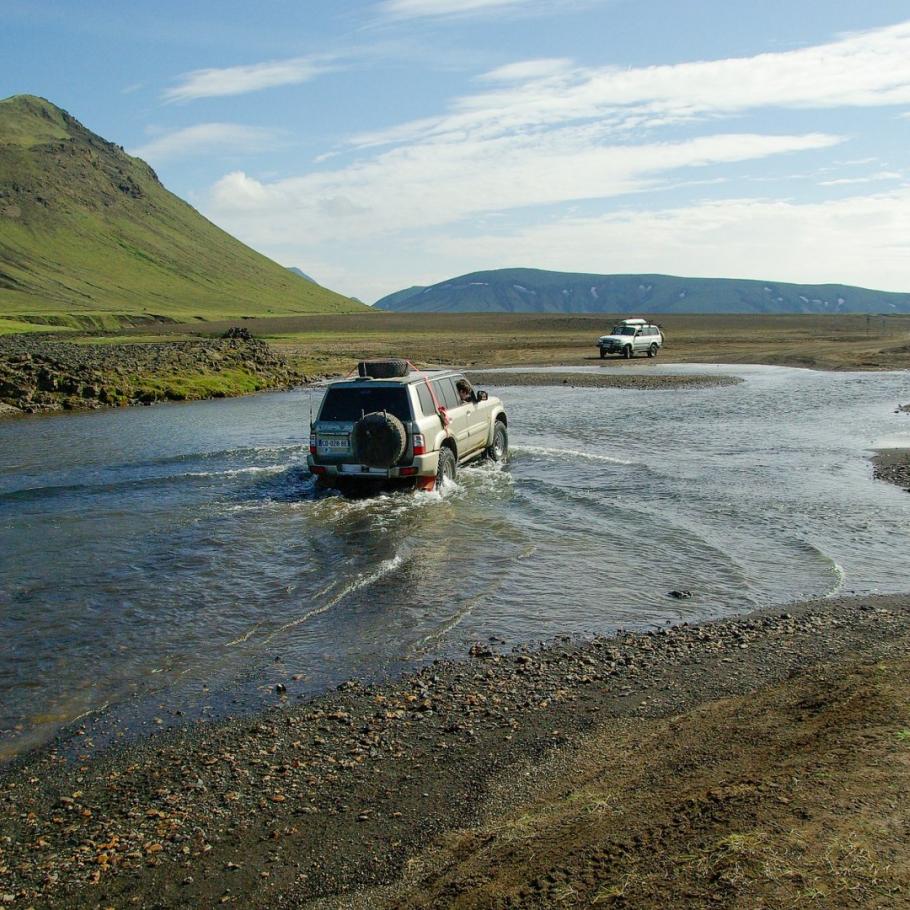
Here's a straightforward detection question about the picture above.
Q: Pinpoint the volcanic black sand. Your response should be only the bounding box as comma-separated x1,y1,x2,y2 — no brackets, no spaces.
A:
2,588,910,910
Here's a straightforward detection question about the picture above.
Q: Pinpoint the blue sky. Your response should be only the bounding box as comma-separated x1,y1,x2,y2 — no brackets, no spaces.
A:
4,0,910,302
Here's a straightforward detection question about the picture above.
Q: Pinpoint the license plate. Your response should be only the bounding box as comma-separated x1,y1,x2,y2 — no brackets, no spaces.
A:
317,435,349,453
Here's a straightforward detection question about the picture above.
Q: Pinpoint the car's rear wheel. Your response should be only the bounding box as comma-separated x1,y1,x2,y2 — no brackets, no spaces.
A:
623,345,633,359
436,447,456,487
648,343,658,357
487,422,508,462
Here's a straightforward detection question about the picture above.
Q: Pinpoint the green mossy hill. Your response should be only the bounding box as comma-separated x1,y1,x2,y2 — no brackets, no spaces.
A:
0,333,305,415
374,267,910,314
0,95,364,329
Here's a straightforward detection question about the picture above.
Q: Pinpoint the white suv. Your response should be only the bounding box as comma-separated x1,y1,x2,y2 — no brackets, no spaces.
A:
308,360,508,494
597,318,663,359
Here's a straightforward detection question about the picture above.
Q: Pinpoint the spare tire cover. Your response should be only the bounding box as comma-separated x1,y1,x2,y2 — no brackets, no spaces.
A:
353,411,407,468
358,359,409,379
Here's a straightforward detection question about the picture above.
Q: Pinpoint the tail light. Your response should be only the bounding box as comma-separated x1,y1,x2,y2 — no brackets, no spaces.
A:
310,465,326,475
412,433,426,456
309,433,317,456
399,466,418,476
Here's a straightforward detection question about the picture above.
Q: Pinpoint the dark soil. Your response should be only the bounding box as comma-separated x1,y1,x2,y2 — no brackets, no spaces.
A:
2,594,909,909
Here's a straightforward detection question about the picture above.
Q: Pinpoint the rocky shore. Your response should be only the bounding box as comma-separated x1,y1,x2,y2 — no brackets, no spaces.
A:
0,334,304,416
871,449,910,492
1,592,909,909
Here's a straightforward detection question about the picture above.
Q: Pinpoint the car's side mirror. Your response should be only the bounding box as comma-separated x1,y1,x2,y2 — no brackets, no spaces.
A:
475,390,488,402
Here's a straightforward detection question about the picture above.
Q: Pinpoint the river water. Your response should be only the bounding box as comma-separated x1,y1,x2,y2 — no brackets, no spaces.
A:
1,364,908,760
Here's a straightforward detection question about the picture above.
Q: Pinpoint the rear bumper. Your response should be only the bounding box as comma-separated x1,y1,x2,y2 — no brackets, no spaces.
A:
307,451,440,479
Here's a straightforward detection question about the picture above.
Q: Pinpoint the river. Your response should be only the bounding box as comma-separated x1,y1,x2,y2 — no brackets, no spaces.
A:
1,363,908,760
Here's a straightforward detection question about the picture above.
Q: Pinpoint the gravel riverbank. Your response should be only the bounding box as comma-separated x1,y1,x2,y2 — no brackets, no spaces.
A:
872,447,910,492
466,370,742,390
2,592,909,909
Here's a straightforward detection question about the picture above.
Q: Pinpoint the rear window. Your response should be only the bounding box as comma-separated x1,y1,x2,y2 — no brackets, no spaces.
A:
319,386,412,422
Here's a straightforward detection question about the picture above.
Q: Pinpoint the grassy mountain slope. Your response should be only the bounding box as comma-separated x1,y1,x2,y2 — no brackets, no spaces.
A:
0,95,364,330
374,267,910,315
287,267,318,283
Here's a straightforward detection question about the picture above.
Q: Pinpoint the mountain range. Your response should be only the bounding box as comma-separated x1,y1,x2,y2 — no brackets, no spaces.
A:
374,268,910,315
0,95,363,331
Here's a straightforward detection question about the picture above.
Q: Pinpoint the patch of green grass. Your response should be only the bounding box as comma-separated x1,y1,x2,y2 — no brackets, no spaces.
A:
0,318,72,335
134,367,270,402
895,730,910,742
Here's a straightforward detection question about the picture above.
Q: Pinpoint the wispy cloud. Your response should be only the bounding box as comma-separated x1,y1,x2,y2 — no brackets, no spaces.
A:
164,56,333,103
479,58,574,82
131,123,280,163
350,21,910,150
377,0,533,20
208,131,840,241
819,170,902,186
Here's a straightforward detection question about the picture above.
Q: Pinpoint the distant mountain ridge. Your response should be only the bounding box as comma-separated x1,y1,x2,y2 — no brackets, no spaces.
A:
287,267,318,284
374,268,910,315
0,94,364,330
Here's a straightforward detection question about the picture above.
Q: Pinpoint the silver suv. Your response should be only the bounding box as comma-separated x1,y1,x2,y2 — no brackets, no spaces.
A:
308,360,508,493
597,318,663,359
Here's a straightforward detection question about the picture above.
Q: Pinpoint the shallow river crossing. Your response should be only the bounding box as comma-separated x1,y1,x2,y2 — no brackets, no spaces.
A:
1,363,908,759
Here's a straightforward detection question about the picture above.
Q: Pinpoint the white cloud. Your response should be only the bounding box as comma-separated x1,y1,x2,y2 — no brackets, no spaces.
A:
819,170,902,186
480,58,574,82
130,124,280,163
243,186,910,302
351,20,910,150
377,0,531,19
208,131,841,243
419,189,910,294
164,56,331,103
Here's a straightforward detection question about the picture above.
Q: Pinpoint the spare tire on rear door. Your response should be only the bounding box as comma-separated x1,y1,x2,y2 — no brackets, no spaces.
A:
352,411,407,468
357,359,410,379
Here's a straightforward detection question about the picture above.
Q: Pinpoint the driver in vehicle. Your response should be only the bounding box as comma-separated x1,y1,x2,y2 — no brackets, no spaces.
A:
456,379,475,403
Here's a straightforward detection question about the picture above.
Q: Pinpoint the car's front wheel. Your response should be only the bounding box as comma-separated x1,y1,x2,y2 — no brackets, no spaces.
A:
623,345,633,359
487,422,508,462
648,343,658,357
436,447,456,487
599,349,605,359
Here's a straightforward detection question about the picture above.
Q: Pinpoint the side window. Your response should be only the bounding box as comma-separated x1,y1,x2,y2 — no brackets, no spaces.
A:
415,382,435,416
432,378,460,410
